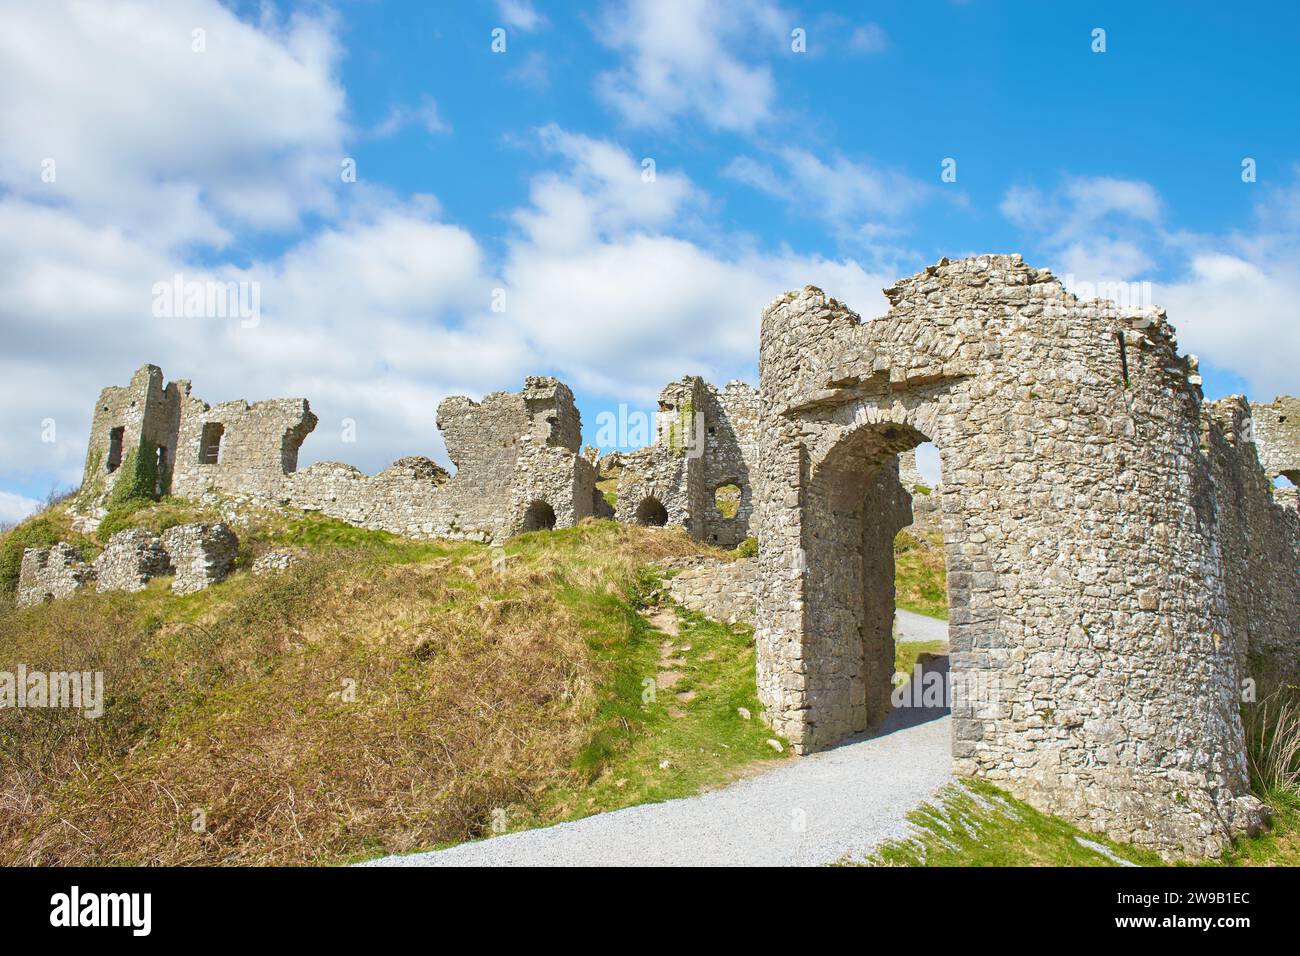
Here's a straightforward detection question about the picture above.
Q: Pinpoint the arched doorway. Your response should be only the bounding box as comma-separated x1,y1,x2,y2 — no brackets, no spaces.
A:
635,497,668,526
520,500,556,532
800,421,941,745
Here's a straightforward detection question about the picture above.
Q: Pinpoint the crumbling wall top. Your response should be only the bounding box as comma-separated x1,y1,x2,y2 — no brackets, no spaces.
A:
1251,395,1300,483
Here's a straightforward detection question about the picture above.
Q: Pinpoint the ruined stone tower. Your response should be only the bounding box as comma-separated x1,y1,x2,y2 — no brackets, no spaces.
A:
613,376,760,546
752,255,1299,857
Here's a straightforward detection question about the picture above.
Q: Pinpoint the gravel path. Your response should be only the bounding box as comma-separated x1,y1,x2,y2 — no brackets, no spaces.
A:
360,707,953,868
895,608,949,643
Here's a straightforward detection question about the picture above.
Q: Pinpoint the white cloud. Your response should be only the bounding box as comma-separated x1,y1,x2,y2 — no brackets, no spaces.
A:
501,130,892,402
999,175,1164,285
593,0,788,132
725,147,932,227
372,98,450,137
0,492,43,527
497,0,547,32
0,0,346,249
848,23,888,54
514,125,701,251
1159,252,1300,400
506,51,551,90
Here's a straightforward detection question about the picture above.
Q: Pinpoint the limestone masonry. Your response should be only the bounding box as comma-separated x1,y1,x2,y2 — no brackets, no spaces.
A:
752,255,1298,859
38,253,1300,858
16,522,238,605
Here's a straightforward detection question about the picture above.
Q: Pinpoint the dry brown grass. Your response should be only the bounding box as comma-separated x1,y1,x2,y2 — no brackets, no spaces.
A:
0,516,707,865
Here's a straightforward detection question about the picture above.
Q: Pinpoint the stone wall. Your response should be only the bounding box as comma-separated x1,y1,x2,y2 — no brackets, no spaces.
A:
16,544,96,606
753,255,1296,858
94,529,170,593
1203,396,1300,686
161,523,238,595
14,523,243,607
81,364,185,510
75,369,596,544
614,377,761,546
1251,396,1300,484
660,556,760,625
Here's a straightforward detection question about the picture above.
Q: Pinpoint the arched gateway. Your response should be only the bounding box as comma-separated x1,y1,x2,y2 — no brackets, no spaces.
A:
752,255,1296,858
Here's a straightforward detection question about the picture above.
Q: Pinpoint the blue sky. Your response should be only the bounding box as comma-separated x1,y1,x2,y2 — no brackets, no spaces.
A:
2,0,1298,521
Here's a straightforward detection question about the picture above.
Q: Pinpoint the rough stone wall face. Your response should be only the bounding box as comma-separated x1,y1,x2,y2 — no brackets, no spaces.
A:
661,556,759,626
81,364,183,509
160,522,239,595
1203,397,1300,685
699,381,760,547
753,256,1285,858
170,394,318,501
94,529,171,593
16,544,96,606
78,368,596,545
614,376,761,545
1251,396,1300,484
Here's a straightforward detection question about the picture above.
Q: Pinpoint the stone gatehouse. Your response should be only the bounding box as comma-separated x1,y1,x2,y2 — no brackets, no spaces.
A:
752,255,1299,857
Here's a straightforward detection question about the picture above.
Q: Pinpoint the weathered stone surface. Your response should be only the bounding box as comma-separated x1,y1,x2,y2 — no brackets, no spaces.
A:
160,522,238,594
75,370,596,544
898,448,941,532
751,255,1298,858
1251,396,1300,484
614,377,760,547
251,549,302,575
660,556,759,625
16,544,96,607
94,528,171,593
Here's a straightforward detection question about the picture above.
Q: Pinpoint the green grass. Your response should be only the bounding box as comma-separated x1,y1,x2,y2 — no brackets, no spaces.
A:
868,779,1300,867
596,477,619,508
1219,789,1300,865
0,509,779,865
894,529,947,620
713,483,741,519
96,496,220,543
867,779,1165,867
894,639,946,678
511,598,786,831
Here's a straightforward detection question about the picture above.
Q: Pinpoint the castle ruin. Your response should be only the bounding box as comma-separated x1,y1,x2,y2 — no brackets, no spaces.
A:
752,255,1299,857
59,254,1300,858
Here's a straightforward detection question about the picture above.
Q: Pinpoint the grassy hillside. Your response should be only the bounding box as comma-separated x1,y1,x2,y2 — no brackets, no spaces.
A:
0,506,784,865
894,529,947,620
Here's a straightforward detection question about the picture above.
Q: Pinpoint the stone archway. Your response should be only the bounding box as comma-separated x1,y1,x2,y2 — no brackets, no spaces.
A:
520,500,557,532
635,497,669,526
800,419,948,745
752,263,1271,858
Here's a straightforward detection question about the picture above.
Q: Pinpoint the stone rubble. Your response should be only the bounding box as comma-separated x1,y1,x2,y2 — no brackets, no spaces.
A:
93,528,171,593
16,543,97,607
160,523,239,595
